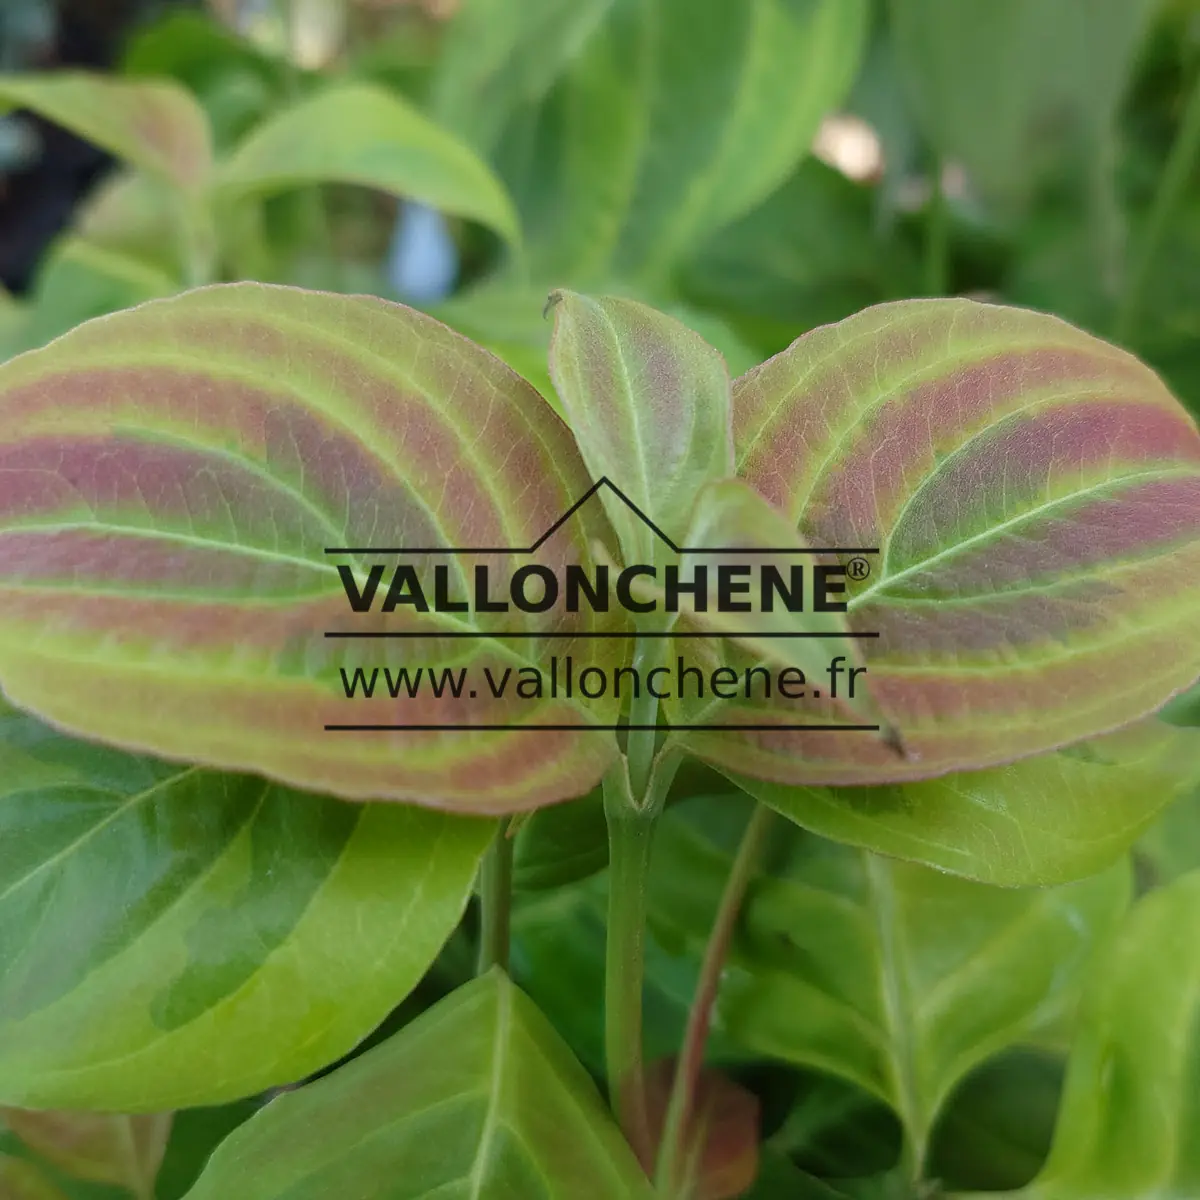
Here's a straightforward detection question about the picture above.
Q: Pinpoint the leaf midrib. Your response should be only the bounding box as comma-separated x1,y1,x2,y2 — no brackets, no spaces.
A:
850,464,1199,611
735,315,1144,508
0,533,627,708
0,767,199,906
190,984,643,1195
0,519,337,578
864,854,926,1161
467,980,511,1199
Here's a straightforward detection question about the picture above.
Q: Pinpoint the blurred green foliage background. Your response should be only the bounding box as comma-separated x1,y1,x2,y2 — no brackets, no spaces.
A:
2,0,1199,425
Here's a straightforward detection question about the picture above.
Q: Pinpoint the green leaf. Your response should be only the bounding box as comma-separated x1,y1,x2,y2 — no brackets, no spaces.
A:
1162,678,1200,727
1006,871,1200,1200
434,279,759,414
219,82,521,246
182,970,655,1199
768,1072,901,1180
547,290,733,567
0,282,624,812
431,0,613,152
513,786,609,891
22,237,180,352
0,1111,171,1200
512,872,726,1078
681,159,919,355
669,306,762,380
653,797,1129,1160
74,170,189,278
1137,785,1200,886
121,10,286,151
886,0,1155,213
745,1153,856,1200
493,0,869,280
154,1101,259,1200
735,717,1200,885
0,701,493,1109
926,1049,1062,1193
0,72,212,192
703,298,1200,788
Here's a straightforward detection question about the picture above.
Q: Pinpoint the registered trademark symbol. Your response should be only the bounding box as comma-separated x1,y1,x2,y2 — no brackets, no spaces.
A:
847,556,872,582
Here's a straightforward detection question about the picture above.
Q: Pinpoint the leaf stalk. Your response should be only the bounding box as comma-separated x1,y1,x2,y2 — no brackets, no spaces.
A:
603,627,678,1173
476,816,514,974
604,778,657,1169
654,801,774,1195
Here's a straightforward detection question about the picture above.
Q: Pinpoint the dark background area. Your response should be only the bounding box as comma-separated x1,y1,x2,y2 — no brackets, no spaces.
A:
0,0,191,291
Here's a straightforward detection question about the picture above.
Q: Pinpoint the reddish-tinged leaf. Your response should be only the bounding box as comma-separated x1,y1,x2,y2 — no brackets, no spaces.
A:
0,1155,67,1200
547,291,733,568
645,1061,760,1200
0,73,212,193
685,299,1200,786
1,1111,171,1200
0,283,624,813
665,479,896,739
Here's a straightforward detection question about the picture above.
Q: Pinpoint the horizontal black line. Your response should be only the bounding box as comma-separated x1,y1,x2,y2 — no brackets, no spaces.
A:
323,547,881,556
323,477,884,557
323,630,880,640
324,723,883,732
685,547,880,555
327,547,518,555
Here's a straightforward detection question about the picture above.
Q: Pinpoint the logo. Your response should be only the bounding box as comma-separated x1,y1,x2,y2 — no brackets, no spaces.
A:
323,479,880,734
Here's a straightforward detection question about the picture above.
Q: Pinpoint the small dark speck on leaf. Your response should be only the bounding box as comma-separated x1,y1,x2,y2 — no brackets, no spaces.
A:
882,723,911,759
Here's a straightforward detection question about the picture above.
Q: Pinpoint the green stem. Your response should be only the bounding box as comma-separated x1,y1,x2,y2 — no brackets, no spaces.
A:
625,633,662,803
605,628,678,1170
476,817,513,974
605,772,658,1171
866,854,927,1181
924,163,948,297
654,803,774,1195
1117,66,1200,344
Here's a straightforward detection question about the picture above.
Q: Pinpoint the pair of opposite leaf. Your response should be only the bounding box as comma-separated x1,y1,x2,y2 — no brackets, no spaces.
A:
0,282,1195,839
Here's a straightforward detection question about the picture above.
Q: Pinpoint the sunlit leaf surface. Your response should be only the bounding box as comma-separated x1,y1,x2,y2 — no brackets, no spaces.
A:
220,83,521,246
183,971,655,1199
0,701,492,1109
650,798,1128,1162
997,871,1200,1200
